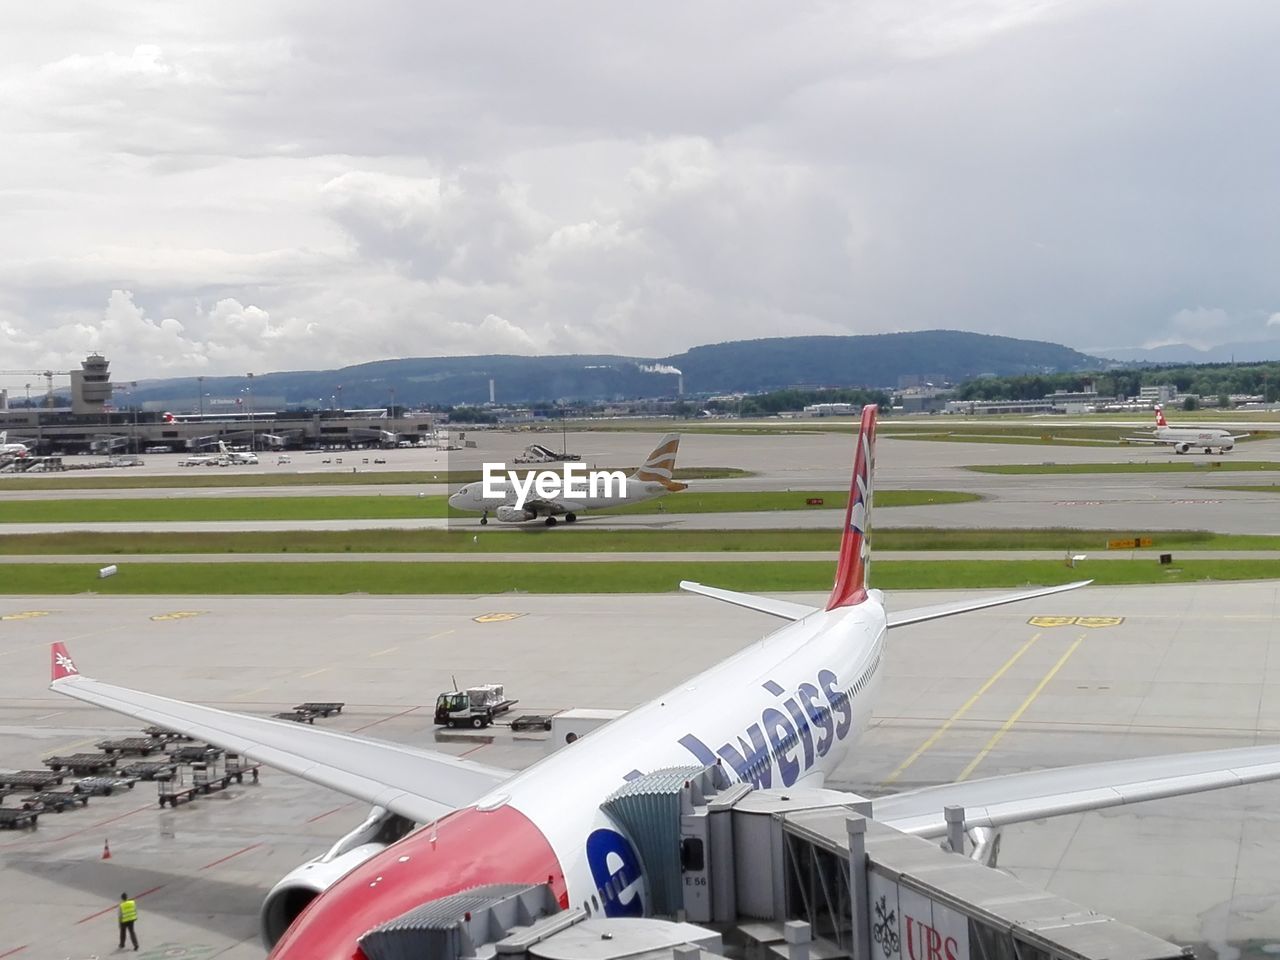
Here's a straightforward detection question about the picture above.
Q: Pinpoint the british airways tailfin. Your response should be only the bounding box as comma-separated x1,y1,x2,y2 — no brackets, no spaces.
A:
630,434,687,492
827,405,876,610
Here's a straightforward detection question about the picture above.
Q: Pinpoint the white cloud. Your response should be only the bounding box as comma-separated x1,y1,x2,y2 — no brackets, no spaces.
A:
1,0,1279,380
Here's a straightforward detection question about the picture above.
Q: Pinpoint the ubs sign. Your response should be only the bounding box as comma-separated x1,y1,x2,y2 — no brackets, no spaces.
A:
868,872,969,960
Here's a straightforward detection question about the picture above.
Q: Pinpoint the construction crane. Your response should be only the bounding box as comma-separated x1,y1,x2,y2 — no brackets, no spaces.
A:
0,370,63,406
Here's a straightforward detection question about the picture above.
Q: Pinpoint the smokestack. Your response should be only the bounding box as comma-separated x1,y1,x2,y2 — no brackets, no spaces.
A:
489,378,495,404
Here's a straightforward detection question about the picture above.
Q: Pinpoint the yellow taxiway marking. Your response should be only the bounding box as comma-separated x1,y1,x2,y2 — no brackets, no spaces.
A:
1028,615,1123,629
956,634,1086,782
235,685,273,701
300,667,331,679
150,610,207,622
473,613,525,623
882,633,1042,786
369,645,400,658
426,629,455,640
1,610,51,621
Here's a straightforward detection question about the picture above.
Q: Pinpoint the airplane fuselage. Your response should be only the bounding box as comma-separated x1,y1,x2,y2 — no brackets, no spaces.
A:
270,597,887,958
449,477,671,519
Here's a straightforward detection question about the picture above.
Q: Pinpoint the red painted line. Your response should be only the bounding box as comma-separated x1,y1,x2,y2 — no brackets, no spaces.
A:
0,945,28,958
307,802,354,823
351,705,419,732
75,884,165,925
200,842,262,870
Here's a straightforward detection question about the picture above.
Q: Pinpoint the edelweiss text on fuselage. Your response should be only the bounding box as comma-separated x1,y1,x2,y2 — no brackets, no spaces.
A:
678,669,853,788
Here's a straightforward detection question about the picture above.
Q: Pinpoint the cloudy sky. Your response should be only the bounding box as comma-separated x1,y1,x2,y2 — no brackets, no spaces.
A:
1,1,1279,380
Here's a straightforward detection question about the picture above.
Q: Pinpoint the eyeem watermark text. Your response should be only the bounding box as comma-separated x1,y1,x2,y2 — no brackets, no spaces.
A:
482,463,628,509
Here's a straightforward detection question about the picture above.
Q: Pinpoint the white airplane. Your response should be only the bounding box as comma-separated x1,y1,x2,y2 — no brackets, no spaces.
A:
0,431,30,457
1123,405,1248,454
47,406,1280,960
218,440,259,465
448,434,687,526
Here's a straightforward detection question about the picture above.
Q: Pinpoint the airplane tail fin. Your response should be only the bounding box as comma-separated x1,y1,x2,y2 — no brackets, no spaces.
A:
51,642,80,682
827,405,877,610
631,434,687,491
1155,405,1168,427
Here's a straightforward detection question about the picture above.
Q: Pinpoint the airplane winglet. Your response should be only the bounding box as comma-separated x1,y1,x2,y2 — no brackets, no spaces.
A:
51,642,81,683
827,405,877,610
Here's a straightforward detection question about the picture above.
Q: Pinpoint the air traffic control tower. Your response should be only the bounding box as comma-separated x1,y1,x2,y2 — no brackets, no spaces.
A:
71,352,113,414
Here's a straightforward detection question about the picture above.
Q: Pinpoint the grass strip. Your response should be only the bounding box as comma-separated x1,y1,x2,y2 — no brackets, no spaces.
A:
0,465,749,491
1,558,1277,595
3,527,1277,556
969,461,1280,475
1205,484,1280,494
0,489,977,523
596,489,978,515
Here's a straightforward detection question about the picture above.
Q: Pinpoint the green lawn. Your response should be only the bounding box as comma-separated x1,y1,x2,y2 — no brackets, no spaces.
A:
3,526,1276,556
595,489,978,515
968,461,1280,475
2,557,1277,594
0,489,977,523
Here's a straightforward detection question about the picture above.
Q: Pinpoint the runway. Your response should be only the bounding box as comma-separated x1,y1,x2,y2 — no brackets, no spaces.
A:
1,584,1279,958
5,431,1280,536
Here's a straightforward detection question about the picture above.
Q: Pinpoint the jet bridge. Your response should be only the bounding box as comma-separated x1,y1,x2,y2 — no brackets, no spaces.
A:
602,768,1189,960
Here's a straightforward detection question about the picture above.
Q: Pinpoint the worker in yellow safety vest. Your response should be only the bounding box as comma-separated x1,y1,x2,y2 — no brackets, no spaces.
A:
117,892,139,951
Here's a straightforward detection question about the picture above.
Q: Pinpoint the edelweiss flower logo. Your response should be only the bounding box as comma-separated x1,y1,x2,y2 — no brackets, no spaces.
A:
55,651,76,674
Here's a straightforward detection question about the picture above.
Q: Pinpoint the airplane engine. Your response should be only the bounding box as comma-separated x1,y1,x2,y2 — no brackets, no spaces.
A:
1176,442,1191,454
1220,441,1234,452
495,505,537,523
259,806,415,948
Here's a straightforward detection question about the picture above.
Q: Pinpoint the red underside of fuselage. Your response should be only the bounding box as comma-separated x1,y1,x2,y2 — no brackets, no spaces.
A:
269,804,566,960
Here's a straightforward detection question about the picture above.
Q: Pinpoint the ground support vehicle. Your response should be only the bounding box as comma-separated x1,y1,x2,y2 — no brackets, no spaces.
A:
96,736,162,755
43,753,118,774
0,770,64,789
22,790,89,812
433,685,518,729
295,701,345,717
168,743,223,763
118,760,177,780
509,714,555,732
73,775,139,796
274,709,317,724
0,808,38,830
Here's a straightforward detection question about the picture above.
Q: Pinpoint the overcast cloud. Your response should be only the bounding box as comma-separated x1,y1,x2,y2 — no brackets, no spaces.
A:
1,0,1278,379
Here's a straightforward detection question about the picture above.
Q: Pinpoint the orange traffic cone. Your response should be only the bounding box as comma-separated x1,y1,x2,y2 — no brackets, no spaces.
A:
102,839,111,860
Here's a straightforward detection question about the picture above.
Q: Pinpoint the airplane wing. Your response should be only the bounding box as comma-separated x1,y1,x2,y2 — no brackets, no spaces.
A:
874,743,1280,837
1120,436,1176,444
679,581,818,621
886,581,1092,628
47,643,511,824
680,580,1092,626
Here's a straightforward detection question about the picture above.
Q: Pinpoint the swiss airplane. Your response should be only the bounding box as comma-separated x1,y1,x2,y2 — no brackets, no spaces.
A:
1123,404,1249,454
447,434,687,526
48,406,1280,960
0,431,31,456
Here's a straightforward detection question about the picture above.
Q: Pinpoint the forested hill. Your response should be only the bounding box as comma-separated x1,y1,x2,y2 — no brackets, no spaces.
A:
130,330,1104,407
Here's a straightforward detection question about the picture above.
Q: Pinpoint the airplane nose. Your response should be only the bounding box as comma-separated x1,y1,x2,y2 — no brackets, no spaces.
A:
267,805,564,960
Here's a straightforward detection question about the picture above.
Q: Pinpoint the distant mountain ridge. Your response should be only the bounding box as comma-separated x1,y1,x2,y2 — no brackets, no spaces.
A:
128,330,1105,408
1099,338,1280,364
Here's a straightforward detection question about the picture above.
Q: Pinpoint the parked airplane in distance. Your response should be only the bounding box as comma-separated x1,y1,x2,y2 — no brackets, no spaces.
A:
1123,405,1248,454
0,431,31,456
48,405,1280,959
448,434,686,526
218,440,259,465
